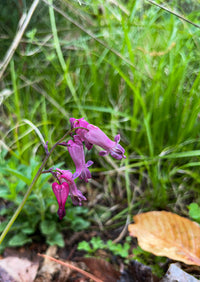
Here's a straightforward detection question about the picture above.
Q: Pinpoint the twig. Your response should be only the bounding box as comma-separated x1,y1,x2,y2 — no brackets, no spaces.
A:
112,213,131,243
0,0,40,80
38,253,103,282
146,0,200,29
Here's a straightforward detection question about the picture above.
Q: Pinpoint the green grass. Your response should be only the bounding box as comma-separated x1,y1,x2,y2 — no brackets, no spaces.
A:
1,0,200,243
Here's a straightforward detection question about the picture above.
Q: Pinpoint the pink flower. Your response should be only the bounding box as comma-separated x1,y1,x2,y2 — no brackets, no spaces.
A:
69,118,126,160
84,125,126,160
57,169,87,206
52,182,69,220
67,137,93,182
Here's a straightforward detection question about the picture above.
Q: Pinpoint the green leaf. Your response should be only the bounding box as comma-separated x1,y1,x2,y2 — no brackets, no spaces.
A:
0,187,10,199
105,240,130,258
90,236,105,250
46,232,64,247
40,220,57,235
71,217,90,231
5,168,31,185
8,233,32,247
0,208,8,216
188,203,200,222
77,241,93,253
73,206,89,215
22,227,35,234
106,240,116,251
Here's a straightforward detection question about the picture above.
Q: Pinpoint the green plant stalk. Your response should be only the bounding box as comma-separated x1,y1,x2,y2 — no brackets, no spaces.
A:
0,129,73,245
125,157,131,215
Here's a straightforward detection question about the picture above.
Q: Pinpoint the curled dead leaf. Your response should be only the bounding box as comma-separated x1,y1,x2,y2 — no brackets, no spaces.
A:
128,211,200,266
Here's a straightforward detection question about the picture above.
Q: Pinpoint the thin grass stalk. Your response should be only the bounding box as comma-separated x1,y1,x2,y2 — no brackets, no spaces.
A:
10,60,21,156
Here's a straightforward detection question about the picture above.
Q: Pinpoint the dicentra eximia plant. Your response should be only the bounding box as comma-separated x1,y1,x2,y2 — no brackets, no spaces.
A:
0,118,125,243
48,117,126,219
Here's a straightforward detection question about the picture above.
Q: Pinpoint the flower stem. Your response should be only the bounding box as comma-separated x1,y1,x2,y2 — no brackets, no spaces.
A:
0,130,72,244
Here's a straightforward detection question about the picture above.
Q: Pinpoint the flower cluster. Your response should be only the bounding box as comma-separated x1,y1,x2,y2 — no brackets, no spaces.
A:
51,118,126,219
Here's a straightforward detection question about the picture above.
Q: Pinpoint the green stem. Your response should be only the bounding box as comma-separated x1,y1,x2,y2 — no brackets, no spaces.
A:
125,157,131,215
0,129,72,244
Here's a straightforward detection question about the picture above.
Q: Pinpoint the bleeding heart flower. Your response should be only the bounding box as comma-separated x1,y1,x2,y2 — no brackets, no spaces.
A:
52,182,69,220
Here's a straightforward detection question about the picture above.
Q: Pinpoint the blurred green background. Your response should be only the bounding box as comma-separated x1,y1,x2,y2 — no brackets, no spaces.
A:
0,0,200,251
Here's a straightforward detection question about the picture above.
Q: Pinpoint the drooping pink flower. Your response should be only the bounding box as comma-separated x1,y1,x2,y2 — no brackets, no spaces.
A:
52,182,69,220
98,133,126,160
69,118,126,160
84,124,126,160
67,137,93,182
56,169,87,206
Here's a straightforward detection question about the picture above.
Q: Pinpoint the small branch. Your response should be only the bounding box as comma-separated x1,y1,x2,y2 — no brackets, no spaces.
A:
112,214,131,243
146,0,200,29
38,253,103,282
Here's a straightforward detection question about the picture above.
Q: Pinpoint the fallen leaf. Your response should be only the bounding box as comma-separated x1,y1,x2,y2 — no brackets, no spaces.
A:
0,256,39,282
128,211,200,266
0,266,16,282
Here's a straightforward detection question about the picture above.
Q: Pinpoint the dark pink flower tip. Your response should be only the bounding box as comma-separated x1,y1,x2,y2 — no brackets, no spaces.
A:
110,143,126,160
79,163,93,182
68,181,87,205
84,125,126,160
110,135,126,160
52,182,69,220
57,208,66,220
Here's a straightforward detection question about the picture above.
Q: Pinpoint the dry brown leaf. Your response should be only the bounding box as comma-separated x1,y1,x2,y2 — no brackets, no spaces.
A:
0,256,39,282
128,211,200,266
